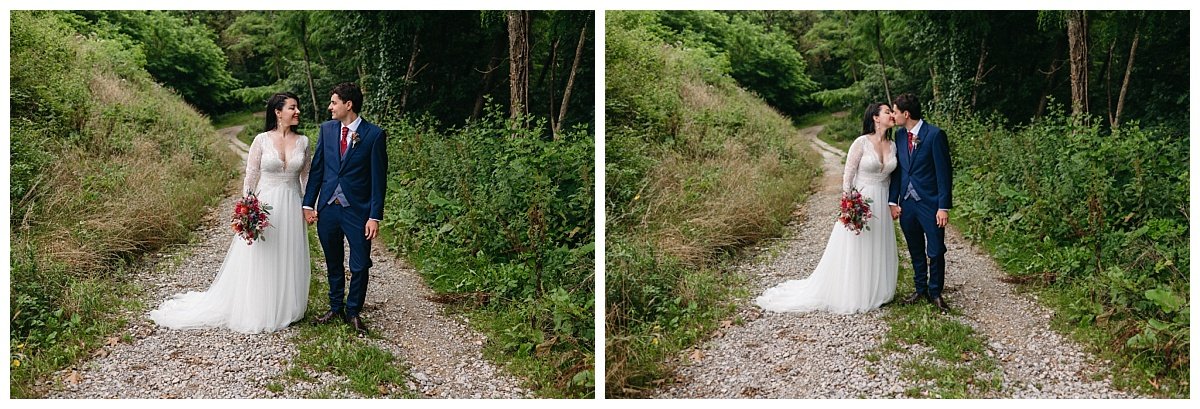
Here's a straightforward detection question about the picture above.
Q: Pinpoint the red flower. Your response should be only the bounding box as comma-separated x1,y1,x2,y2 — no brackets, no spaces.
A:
231,192,272,244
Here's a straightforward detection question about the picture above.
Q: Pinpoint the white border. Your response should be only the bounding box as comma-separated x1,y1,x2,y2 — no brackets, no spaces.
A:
5,1,1200,405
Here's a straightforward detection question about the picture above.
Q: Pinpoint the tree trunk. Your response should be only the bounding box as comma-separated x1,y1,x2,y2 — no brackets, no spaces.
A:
473,36,504,120
554,13,590,137
971,38,991,109
1066,10,1089,115
1104,38,1116,125
1035,37,1066,119
873,11,892,103
1114,27,1140,129
507,11,531,128
547,37,559,134
537,36,560,91
400,33,423,116
299,15,321,124
929,65,939,103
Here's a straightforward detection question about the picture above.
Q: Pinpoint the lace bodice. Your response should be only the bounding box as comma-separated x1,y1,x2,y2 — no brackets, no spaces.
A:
843,135,897,192
243,132,311,195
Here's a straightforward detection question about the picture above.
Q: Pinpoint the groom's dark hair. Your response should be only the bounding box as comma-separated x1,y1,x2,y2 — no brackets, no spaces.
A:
893,93,922,120
331,82,364,114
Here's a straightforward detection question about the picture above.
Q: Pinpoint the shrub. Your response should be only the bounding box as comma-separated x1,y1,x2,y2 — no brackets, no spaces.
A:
378,107,594,397
947,103,1188,396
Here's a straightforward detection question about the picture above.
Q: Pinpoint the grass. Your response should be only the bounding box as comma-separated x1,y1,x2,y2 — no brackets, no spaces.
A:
952,223,1189,398
462,304,594,398
876,225,1004,398
212,110,260,129
8,262,143,398
395,237,594,398
270,227,417,398
1021,266,1185,397
815,111,858,153
792,110,836,129
211,110,264,146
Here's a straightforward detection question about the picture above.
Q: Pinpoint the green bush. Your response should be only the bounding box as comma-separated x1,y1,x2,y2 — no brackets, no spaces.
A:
651,11,820,116
68,11,240,113
379,107,594,397
947,103,1188,397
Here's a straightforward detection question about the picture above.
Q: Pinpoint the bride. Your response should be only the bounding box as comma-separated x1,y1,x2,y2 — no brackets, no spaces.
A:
756,102,899,314
149,92,312,333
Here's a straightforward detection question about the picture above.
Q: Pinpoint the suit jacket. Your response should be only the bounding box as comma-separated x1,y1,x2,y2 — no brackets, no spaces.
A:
302,118,388,222
889,121,953,212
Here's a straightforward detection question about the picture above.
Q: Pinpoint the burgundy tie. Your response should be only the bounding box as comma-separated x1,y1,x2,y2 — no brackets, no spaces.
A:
340,126,348,156
908,131,915,154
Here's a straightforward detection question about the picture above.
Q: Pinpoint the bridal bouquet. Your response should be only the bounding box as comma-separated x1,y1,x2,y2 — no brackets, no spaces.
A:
231,192,272,244
838,188,873,235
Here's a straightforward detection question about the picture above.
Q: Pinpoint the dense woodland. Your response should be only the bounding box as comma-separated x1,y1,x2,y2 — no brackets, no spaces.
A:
11,10,594,397
606,10,1187,397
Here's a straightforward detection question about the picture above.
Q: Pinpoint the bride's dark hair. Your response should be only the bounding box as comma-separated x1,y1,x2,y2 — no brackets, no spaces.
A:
861,102,894,140
264,92,301,134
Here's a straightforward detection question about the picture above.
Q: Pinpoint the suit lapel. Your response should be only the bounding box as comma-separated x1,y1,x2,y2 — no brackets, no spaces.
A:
326,122,340,170
898,127,911,174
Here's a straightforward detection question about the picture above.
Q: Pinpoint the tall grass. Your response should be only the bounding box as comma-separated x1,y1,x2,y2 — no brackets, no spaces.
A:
9,11,238,397
605,12,822,396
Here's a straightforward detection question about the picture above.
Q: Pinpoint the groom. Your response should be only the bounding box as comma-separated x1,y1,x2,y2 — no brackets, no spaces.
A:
888,93,953,313
303,82,388,335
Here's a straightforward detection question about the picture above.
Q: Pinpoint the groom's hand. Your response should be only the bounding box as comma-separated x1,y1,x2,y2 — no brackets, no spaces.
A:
890,205,901,220
936,210,949,228
364,220,379,240
303,209,318,224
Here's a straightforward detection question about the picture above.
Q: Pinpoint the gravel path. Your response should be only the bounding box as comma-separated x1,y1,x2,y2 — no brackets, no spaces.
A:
654,126,1137,398
46,125,530,398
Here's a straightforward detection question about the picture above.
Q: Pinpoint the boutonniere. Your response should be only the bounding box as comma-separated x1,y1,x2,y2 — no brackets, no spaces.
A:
909,132,921,149
350,131,361,148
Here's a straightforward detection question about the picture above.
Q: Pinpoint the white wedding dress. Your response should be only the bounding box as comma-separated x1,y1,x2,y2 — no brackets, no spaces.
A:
756,135,899,314
149,133,312,333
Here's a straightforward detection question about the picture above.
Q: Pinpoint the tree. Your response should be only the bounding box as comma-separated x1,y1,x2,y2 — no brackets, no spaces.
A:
1113,19,1140,128
507,11,531,126
1067,10,1089,115
554,12,590,137
72,11,239,114
287,12,322,124
872,11,892,102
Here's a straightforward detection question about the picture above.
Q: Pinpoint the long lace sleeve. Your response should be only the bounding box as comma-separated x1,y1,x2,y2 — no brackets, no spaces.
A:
299,136,312,194
842,136,864,193
243,134,262,195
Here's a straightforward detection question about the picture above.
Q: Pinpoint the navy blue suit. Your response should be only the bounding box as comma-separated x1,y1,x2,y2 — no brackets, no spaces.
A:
888,121,952,299
303,118,388,318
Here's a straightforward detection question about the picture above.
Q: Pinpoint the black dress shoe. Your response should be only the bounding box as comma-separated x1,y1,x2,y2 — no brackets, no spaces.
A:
901,292,925,305
931,296,951,313
348,316,369,336
313,310,344,325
